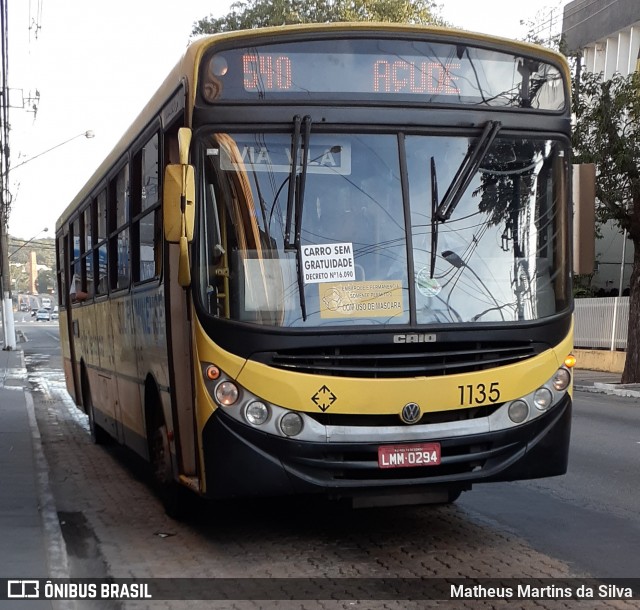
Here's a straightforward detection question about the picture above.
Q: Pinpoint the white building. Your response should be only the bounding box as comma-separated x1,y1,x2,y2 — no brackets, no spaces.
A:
562,0,640,295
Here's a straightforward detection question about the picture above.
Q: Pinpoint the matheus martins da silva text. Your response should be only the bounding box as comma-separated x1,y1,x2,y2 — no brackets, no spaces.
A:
451,584,633,599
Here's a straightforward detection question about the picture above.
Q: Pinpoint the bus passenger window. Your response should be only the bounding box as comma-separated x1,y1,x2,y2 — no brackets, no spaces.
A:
96,244,108,294
131,134,161,283
70,264,88,303
84,253,94,298
115,229,130,290
82,205,95,298
109,165,130,291
138,210,160,281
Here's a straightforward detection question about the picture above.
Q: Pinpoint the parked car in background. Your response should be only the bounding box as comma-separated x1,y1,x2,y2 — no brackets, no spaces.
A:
35,308,51,322
51,306,59,320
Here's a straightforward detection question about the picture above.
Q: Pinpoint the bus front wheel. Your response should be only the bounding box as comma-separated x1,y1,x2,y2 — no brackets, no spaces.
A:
150,423,189,519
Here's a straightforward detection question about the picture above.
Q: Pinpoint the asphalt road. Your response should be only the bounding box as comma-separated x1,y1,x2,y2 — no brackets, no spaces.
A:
459,390,640,579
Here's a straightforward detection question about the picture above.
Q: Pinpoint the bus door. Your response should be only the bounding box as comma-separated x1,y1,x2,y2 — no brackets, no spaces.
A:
163,122,198,480
165,244,198,478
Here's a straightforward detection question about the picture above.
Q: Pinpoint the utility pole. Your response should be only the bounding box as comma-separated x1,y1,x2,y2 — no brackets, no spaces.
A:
0,220,15,349
0,0,16,349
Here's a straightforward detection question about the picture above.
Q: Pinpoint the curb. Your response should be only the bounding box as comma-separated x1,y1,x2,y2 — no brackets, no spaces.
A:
17,347,70,583
574,384,640,398
25,390,71,581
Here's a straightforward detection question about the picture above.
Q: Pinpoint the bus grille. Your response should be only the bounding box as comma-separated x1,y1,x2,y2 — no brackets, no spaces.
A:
306,404,501,427
253,341,543,378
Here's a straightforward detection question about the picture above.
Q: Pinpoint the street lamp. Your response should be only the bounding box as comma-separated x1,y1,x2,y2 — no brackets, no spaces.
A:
441,249,506,321
9,227,48,258
9,130,95,171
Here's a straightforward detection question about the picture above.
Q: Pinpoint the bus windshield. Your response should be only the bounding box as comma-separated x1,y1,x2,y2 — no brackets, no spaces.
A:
196,130,569,328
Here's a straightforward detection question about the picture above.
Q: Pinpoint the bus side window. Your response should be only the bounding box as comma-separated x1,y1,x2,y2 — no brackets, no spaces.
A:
95,190,108,295
108,164,130,291
82,203,95,299
56,234,67,308
132,132,161,282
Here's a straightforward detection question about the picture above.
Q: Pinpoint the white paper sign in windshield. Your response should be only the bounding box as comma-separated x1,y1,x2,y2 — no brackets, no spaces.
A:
301,243,355,284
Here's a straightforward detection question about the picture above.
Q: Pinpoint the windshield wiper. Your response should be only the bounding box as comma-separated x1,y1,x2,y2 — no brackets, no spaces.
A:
430,156,439,279
284,115,312,321
435,120,501,222
295,116,312,321
284,115,302,249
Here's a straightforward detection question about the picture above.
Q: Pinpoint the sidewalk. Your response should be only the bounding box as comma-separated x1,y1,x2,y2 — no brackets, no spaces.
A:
573,367,640,398
0,346,64,606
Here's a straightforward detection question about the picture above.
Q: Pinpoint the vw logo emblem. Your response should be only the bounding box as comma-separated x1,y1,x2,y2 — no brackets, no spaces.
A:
400,402,422,424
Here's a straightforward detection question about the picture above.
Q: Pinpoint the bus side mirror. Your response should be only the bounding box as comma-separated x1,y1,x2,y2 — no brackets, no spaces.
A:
163,164,195,242
572,163,595,275
163,128,195,288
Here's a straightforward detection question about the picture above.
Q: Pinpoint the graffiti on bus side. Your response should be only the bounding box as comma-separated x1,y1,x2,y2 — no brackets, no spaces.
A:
129,290,166,346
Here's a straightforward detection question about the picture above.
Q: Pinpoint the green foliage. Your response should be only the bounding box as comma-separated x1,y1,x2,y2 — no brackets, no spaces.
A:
8,236,56,267
36,269,55,295
8,236,56,297
572,71,640,240
572,70,640,383
572,272,596,298
192,0,444,35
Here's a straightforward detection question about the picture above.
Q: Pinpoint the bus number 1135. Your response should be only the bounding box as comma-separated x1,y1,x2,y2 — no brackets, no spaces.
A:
458,382,501,406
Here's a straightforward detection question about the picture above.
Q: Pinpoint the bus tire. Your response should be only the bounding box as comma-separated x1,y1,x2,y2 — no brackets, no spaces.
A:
150,423,189,519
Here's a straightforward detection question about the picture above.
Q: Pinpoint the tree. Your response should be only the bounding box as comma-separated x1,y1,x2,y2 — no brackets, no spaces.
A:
572,70,640,383
192,0,444,35
36,269,55,295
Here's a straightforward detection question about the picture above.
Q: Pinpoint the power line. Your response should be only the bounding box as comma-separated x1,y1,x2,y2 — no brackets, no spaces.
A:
28,0,43,42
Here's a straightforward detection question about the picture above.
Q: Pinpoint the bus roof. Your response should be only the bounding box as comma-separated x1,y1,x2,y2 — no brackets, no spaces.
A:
56,22,569,232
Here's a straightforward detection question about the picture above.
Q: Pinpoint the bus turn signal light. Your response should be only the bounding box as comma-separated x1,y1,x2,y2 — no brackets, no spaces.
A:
564,354,577,368
205,365,221,381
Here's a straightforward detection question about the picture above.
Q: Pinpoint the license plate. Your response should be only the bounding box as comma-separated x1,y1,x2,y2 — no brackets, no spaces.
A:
378,442,441,469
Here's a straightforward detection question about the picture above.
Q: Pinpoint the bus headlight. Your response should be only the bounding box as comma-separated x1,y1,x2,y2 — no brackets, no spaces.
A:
533,387,553,410
508,400,529,423
215,381,239,406
280,412,304,437
553,367,571,391
245,401,270,426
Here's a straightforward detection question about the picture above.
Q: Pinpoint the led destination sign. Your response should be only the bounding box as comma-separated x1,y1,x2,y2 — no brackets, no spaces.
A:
201,38,565,110
242,53,461,96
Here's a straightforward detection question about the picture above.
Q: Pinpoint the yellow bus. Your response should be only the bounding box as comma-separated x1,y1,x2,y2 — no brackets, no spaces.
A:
56,23,579,514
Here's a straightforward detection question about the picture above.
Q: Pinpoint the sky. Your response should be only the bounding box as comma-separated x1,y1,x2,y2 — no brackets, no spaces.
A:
7,0,568,239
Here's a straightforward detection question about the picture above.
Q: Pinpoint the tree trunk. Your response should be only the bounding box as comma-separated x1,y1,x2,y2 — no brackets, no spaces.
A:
621,239,640,383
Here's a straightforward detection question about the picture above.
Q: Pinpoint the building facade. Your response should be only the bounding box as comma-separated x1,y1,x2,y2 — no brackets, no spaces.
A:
562,0,640,295
564,0,640,78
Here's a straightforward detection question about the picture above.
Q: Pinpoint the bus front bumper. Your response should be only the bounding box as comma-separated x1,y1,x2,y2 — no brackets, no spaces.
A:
201,394,571,500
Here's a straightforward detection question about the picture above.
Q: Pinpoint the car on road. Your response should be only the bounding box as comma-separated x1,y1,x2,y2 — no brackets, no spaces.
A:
51,306,59,320
35,308,51,322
